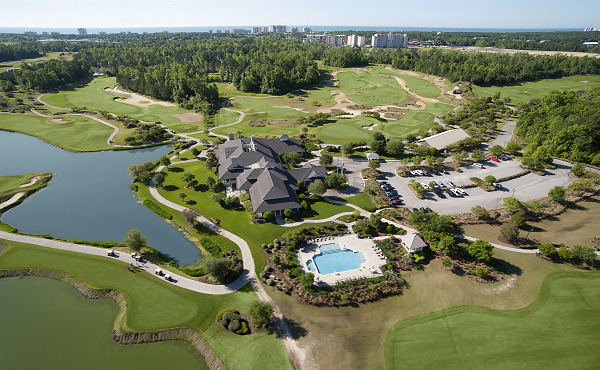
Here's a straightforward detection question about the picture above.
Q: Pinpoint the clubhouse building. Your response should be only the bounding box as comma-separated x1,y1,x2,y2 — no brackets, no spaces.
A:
217,133,327,217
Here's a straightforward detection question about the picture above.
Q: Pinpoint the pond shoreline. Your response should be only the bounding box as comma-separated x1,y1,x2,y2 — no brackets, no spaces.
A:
0,268,228,370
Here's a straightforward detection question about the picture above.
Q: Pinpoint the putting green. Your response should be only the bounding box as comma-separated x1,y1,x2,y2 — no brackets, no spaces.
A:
472,75,600,104
337,70,406,106
312,119,374,144
40,77,198,126
0,114,112,152
384,272,600,370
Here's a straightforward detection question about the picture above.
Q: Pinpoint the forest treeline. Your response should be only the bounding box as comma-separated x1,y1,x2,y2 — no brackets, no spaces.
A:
0,42,43,63
516,88,600,166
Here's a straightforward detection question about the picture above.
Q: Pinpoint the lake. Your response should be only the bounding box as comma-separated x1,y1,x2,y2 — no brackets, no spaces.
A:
0,276,208,369
0,131,201,265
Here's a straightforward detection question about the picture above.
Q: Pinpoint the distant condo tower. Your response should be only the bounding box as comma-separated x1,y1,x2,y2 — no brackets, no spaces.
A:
303,27,312,33
290,27,299,33
78,28,87,35
584,27,600,31
268,25,287,33
347,34,365,47
371,32,408,48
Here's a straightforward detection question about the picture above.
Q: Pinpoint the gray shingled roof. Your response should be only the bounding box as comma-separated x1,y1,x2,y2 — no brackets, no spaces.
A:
288,163,327,183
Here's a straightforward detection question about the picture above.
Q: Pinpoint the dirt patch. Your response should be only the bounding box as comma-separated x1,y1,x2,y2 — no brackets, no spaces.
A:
49,118,70,124
356,92,366,95
104,86,176,107
173,112,203,123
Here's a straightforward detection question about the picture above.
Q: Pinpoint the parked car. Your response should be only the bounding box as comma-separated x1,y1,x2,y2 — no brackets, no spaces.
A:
451,188,463,196
420,183,430,190
391,199,403,205
375,175,386,180
447,181,456,187
474,163,483,169
436,180,445,188
424,207,433,213
491,157,500,162
385,191,398,197
422,171,430,176
412,207,419,212
494,183,502,188
389,195,401,201
446,189,456,197
499,154,510,160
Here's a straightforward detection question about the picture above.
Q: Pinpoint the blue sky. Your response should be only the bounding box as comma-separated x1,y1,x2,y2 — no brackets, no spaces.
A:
3,0,598,29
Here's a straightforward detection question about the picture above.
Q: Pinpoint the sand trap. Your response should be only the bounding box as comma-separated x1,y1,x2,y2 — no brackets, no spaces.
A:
172,112,203,123
49,118,70,123
369,84,380,87
272,106,309,113
19,176,41,187
0,192,24,211
364,123,378,130
105,86,176,107
581,80,590,83
356,92,366,95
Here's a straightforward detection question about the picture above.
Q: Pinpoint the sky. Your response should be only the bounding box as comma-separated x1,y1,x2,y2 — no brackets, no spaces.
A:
3,0,599,30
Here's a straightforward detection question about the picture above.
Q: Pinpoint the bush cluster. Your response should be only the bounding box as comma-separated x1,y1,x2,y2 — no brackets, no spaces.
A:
215,308,249,335
143,199,173,220
200,237,222,258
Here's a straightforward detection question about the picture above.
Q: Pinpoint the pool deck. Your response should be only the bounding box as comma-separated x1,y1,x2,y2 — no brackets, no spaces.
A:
296,234,387,286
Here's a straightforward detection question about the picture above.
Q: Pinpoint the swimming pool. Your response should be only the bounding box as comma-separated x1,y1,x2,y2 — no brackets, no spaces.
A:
310,243,366,275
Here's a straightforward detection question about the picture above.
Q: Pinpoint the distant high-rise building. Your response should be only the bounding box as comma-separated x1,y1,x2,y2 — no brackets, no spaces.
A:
584,27,600,31
50,31,61,37
99,31,106,35
347,34,365,47
24,31,37,36
290,27,299,33
78,28,87,35
209,29,213,34
231,29,250,34
303,27,312,33
269,25,286,33
216,30,222,33
371,32,408,48
325,35,342,46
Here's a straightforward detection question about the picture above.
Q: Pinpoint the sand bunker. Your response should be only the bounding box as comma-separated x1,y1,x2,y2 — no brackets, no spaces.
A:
105,86,176,107
369,84,380,87
173,112,203,123
581,80,590,83
356,92,366,95
364,123,378,130
272,106,309,113
19,176,41,187
49,118,70,123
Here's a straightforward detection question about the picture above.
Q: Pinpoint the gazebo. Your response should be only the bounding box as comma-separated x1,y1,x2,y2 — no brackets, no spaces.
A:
366,152,380,161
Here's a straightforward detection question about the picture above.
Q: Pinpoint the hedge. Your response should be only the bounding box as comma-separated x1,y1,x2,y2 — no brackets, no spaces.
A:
180,267,205,277
236,321,249,335
215,308,238,322
200,237,222,257
143,199,173,220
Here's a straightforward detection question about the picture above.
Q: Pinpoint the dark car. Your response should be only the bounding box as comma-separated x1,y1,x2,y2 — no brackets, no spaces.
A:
424,207,433,213
446,189,455,197
412,207,419,212
391,199,403,205
388,195,401,201
375,175,386,180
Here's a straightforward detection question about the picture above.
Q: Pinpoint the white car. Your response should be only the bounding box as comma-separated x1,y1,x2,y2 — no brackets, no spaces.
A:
456,188,467,195
447,181,456,187
420,183,430,190
474,163,483,169
451,188,463,196
436,181,445,188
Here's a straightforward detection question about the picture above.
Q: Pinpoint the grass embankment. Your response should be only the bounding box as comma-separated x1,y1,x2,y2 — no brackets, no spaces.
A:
0,52,73,73
384,271,600,370
370,66,442,98
338,192,377,210
460,195,600,249
0,172,52,205
0,114,112,152
337,70,406,106
266,247,581,370
0,241,292,370
40,77,201,127
472,75,600,105
152,162,342,272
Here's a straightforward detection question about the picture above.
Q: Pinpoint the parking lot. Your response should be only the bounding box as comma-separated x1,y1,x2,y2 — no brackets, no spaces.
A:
339,157,577,215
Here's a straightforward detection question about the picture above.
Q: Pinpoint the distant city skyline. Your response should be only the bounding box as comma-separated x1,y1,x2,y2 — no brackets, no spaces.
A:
3,0,599,30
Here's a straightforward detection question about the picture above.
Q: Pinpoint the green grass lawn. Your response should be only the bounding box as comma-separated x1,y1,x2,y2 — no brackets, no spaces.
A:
217,109,242,126
0,52,73,73
0,172,51,203
337,70,406,106
0,113,112,152
371,66,442,98
337,192,377,210
153,162,332,273
40,77,198,126
311,117,375,144
0,241,291,370
384,271,600,370
378,102,454,139
472,75,600,105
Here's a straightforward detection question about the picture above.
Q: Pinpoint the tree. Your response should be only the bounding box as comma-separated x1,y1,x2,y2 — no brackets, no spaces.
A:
411,156,422,168
178,192,187,202
159,155,171,167
437,235,458,254
308,179,327,196
205,176,216,190
386,139,405,156
204,258,231,282
572,245,596,265
191,147,200,156
154,172,166,187
505,142,521,154
503,197,522,211
511,211,528,227
425,156,435,167
558,245,574,260
467,239,495,261
205,150,218,170
370,140,386,155
474,266,488,278
128,161,154,179
326,173,346,188
212,192,226,204
283,152,301,167
452,151,468,164
489,145,503,156
528,199,545,212
297,272,315,288
263,211,275,220
500,222,520,241
571,163,585,177
538,243,558,259
284,209,293,218
373,131,386,142
368,160,380,170
181,172,195,186
484,175,496,184
248,301,273,327
405,134,417,143
548,186,566,202
342,142,355,156
471,205,489,219
369,213,383,228
442,257,452,270
319,153,333,166
471,149,484,162
181,208,200,225
412,181,425,195
122,229,147,253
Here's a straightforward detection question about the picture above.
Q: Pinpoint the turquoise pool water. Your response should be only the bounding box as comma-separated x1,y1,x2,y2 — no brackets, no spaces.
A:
310,243,366,275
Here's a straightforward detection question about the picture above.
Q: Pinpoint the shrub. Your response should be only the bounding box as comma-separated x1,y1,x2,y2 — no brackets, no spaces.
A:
200,237,222,257
228,319,241,332
216,308,237,322
222,311,240,322
142,199,173,220
511,211,528,227
538,243,558,259
236,321,249,334
263,211,275,220
180,267,205,277
259,271,267,279
266,279,274,286
315,227,321,233
474,266,488,277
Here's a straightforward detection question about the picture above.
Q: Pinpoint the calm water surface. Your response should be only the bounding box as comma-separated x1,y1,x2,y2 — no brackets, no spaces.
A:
0,131,201,264
0,277,208,369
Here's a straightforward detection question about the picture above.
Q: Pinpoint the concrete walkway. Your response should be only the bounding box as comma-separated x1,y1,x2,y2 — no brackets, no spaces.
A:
454,234,600,256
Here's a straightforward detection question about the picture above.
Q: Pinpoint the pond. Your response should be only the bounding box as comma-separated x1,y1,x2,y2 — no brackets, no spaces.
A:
0,131,201,265
0,276,209,369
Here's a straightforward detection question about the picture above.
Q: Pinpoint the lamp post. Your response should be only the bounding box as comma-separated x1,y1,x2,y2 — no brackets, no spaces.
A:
525,227,534,240
511,188,516,198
